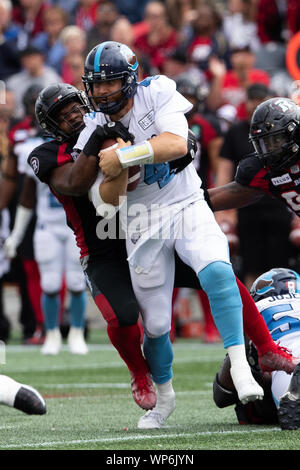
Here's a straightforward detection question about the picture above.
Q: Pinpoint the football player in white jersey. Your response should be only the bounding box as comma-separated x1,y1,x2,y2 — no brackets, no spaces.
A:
214,268,300,431
4,135,88,356
75,41,264,429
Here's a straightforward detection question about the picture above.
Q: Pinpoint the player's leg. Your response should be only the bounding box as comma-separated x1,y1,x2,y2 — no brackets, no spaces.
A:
0,374,46,415
175,199,263,404
65,232,88,354
128,243,176,429
82,253,156,410
173,251,299,372
275,335,300,430
34,228,63,355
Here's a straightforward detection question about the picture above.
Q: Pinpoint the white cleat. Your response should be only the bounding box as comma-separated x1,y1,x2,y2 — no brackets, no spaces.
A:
0,375,46,414
230,365,264,404
67,327,88,355
138,389,175,429
41,328,62,355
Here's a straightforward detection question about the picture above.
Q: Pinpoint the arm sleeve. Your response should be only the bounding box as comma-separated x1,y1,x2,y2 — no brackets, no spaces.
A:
88,172,121,219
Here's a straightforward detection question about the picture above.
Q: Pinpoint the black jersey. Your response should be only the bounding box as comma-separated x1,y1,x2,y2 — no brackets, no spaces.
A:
235,155,300,216
27,138,126,260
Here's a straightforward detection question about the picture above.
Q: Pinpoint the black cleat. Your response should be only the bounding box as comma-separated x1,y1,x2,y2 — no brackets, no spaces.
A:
278,363,300,430
14,386,46,415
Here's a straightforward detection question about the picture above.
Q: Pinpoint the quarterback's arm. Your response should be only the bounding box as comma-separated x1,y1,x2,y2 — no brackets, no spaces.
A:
208,181,264,211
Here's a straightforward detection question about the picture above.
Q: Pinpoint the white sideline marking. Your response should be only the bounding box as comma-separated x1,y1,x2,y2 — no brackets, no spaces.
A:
0,427,281,449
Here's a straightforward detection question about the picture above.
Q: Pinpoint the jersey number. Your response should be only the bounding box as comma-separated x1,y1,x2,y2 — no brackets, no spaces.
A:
262,303,300,339
281,190,300,214
144,163,174,189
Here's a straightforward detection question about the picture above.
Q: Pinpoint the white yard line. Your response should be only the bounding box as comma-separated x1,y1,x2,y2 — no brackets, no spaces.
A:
0,427,281,449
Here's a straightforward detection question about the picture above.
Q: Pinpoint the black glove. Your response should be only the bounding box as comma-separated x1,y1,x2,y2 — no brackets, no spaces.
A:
169,129,197,174
103,122,135,144
83,123,134,158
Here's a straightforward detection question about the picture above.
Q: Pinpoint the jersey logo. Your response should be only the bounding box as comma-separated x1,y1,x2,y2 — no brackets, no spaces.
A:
138,110,154,130
271,173,292,185
29,156,39,175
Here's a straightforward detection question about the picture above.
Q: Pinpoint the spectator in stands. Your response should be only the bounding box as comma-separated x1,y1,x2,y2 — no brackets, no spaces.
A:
214,83,294,289
75,0,101,33
62,53,85,90
12,0,50,50
223,0,260,52
59,26,86,85
0,0,22,80
185,2,231,74
165,0,197,42
207,45,270,118
31,6,68,75
6,46,61,119
134,0,178,73
109,16,135,49
86,1,120,53
257,0,300,44
113,0,149,24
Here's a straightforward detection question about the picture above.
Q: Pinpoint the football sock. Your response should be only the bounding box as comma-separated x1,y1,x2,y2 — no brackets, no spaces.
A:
235,277,275,355
143,332,173,384
198,261,244,348
69,291,87,328
107,323,149,375
0,375,20,406
42,293,60,331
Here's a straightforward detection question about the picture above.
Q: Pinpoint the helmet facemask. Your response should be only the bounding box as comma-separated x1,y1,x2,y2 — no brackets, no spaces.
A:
83,73,137,115
38,91,89,142
251,122,300,171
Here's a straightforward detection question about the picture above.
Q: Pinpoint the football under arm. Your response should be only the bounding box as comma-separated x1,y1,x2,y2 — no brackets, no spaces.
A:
207,181,264,211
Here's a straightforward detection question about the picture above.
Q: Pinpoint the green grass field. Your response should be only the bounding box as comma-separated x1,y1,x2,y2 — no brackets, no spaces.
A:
0,329,300,452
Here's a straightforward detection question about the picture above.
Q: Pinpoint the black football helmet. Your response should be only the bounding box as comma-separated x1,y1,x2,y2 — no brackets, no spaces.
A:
250,268,300,302
249,97,300,172
35,83,90,142
82,41,139,114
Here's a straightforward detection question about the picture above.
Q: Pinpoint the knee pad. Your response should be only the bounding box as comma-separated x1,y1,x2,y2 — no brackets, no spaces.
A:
40,272,62,295
213,374,238,408
66,271,86,293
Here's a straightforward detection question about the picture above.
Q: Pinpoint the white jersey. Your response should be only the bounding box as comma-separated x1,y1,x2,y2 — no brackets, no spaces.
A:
76,75,203,211
255,293,300,342
23,137,67,228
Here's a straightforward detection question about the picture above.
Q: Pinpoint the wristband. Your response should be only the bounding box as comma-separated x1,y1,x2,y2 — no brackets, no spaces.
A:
116,141,154,168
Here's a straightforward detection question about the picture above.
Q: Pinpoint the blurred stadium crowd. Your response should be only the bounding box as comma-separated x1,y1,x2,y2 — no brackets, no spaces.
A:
0,0,299,346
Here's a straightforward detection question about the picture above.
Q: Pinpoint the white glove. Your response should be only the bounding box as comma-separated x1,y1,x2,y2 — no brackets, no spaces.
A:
3,205,33,258
3,235,18,258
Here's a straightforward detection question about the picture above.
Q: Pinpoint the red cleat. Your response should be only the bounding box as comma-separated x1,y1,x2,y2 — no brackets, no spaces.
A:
130,372,157,410
258,344,300,374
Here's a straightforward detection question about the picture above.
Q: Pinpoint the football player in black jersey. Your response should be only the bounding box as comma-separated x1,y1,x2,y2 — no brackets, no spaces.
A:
208,97,300,233
28,82,157,412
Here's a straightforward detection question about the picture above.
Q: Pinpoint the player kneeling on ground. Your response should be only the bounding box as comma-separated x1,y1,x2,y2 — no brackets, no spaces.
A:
213,268,300,430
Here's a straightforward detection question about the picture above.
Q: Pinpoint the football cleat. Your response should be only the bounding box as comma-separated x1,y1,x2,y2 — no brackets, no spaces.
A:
131,372,156,410
41,328,62,355
278,363,300,430
14,385,46,415
138,388,175,429
67,327,88,355
0,375,46,415
258,344,300,374
230,365,264,404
